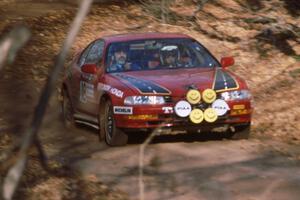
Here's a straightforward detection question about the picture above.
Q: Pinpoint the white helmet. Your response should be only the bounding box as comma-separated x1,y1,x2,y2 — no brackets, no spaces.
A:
160,45,180,66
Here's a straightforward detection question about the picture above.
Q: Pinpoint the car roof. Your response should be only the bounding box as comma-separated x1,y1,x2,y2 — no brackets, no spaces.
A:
101,32,191,43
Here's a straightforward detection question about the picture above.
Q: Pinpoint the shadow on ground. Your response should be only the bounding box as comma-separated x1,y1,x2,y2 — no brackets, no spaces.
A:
127,131,227,145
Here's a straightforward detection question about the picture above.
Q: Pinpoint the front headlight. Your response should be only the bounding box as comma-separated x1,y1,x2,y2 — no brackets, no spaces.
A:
124,96,165,105
220,90,251,101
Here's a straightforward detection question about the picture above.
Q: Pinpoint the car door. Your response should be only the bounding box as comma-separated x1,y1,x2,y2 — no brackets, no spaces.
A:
69,41,94,112
76,39,105,115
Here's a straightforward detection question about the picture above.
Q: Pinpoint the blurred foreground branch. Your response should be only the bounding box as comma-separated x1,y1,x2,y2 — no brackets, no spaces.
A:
1,0,93,199
139,127,165,200
0,26,30,71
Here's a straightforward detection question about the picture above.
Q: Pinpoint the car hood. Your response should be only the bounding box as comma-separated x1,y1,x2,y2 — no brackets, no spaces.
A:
110,67,241,97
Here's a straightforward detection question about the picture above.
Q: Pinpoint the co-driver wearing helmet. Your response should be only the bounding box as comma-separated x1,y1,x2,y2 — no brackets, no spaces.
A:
160,45,180,68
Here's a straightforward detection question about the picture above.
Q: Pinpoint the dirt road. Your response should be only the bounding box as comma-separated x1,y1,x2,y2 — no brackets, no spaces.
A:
76,141,300,200
1,0,300,199
38,111,300,200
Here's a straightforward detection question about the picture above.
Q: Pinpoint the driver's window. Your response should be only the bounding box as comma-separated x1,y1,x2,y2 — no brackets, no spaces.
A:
85,40,105,67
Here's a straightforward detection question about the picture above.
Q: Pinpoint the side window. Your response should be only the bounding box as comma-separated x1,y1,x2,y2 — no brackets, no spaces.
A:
78,43,93,66
85,40,105,67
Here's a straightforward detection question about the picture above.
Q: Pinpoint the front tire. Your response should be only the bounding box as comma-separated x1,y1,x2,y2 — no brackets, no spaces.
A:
228,123,251,140
100,100,128,146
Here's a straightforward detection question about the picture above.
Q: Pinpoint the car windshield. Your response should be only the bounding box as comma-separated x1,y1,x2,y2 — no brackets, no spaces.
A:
105,38,220,73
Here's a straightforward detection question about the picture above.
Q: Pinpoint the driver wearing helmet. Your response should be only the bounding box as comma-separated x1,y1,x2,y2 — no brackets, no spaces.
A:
160,45,180,68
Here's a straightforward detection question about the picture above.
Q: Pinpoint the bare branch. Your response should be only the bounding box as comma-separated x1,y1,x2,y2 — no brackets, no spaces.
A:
2,0,93,199
161,0,166,24
192,0,210,18
139,127,164,200
34,136,50,171
139,0,173,23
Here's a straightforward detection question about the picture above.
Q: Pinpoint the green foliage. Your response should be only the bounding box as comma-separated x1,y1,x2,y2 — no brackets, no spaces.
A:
292,55,300,61
289,68,300,78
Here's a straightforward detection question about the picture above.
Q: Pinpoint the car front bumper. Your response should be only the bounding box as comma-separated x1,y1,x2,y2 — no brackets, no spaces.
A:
114,101,252,130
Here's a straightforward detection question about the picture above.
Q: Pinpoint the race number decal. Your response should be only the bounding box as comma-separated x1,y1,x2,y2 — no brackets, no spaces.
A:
80,81,94,103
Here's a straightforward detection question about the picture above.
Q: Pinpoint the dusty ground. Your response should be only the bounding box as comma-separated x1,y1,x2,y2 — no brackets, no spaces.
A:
0,0,300,199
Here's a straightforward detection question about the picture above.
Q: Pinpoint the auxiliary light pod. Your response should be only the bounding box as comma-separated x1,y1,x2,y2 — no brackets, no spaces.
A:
184,89,219,124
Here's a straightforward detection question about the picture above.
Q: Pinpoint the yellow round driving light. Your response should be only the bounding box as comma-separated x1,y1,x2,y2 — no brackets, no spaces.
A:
189,109,204,124
204,108,218,123
202,89,216,104
186,89,201,104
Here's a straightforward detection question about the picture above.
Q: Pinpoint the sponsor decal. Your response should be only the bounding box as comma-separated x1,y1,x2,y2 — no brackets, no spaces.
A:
80,81,94,103
114,74,171,95
97,83,111,92
110,88,123,98
174,100,192,117
162,107,173,114
113,106,133,114
97,83,124,98
212,99,230,116
212,69,239,92
233,104,245,110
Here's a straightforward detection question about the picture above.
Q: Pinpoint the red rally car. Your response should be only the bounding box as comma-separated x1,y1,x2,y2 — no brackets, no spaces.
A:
62,32,252,146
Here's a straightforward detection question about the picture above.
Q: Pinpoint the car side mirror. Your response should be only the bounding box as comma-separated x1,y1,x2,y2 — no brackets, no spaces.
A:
221,57,234,69
81,63,97,74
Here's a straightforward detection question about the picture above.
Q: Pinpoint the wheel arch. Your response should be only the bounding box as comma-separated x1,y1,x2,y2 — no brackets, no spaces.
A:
61,82,76,113
99,92,112,114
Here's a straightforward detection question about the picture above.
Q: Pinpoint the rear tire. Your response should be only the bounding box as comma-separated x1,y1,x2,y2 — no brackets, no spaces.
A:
100,100,128,146
62,89,75,129
228,124,251,140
